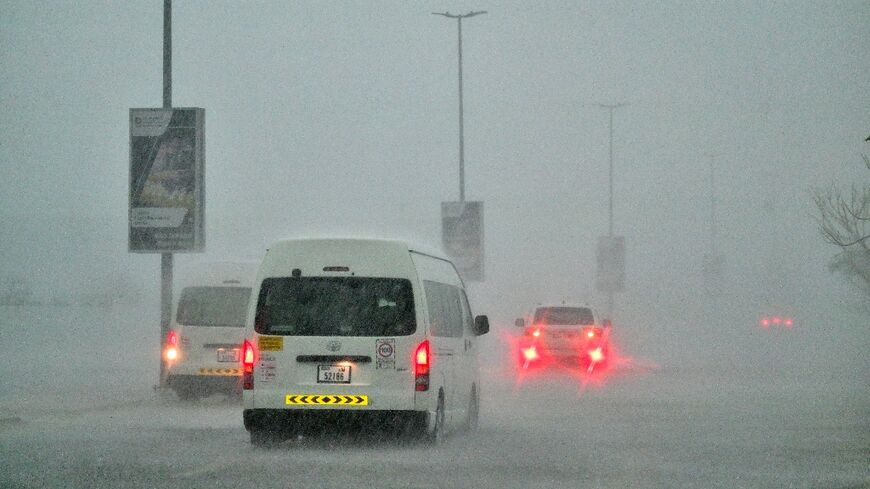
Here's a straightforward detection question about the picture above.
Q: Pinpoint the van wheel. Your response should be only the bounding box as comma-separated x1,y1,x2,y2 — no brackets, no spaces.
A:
426,393,446,445
174,386,199,402
250,429,278,448
464,387,479,432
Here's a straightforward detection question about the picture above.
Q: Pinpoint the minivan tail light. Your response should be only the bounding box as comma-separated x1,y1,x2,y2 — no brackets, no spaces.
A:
164,331,179,362
242,340,256,390
414,339,430,391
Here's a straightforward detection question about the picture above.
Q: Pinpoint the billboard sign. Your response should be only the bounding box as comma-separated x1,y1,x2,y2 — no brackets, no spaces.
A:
442,201,484,281
596,235,625,292
129,108,204,252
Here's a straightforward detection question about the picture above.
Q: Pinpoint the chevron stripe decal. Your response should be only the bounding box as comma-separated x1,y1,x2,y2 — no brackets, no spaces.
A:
285,394,368,406
197,368,241,376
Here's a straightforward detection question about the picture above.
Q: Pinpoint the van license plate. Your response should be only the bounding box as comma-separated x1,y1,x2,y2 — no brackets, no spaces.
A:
317,365,351,384
217,349,240,363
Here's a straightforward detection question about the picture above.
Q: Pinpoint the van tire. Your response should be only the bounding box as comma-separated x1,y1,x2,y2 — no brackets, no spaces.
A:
464,386,479,432
174,385,200,402
250,429,278,448
425,392,446,445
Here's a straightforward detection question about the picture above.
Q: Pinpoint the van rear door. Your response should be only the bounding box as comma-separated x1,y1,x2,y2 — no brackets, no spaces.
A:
251,276,416,410
176,286,250,372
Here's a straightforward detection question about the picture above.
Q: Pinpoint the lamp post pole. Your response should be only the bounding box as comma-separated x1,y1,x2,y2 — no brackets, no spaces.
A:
596,102,627,320
159,0,173,387
433,10,487,202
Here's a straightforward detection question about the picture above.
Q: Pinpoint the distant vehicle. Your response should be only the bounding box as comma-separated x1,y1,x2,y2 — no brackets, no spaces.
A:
241,238,489,446
758,314,795,329
514,304,610,372
163,261,258,400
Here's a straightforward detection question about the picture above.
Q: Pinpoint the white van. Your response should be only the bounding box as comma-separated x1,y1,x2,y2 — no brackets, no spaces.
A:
164,261,258,400
241,238,489,445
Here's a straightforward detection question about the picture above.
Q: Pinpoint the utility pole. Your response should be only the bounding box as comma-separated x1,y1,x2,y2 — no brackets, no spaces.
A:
596,103,627,319
159,0,173,387
597,103,628,237
433,10,486,202
705,153,718,255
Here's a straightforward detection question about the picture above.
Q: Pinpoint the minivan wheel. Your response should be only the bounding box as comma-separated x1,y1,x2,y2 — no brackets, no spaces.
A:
464,387,479,432
426,393,446,445
250,428,278,448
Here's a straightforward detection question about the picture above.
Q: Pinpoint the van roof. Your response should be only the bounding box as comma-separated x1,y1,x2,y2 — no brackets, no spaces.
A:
175,261,259,289
268,237,448,261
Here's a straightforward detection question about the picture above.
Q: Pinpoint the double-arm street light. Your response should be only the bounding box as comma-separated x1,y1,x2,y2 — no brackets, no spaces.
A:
433,10,487,202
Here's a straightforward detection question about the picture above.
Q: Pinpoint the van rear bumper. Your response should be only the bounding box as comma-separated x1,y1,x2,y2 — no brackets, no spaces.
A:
243,408,427,435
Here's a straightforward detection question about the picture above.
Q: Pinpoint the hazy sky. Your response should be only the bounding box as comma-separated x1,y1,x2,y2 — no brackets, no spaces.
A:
1,1,868,324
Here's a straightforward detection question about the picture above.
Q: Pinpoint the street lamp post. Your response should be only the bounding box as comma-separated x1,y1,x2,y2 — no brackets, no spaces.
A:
596,102,627,320
597,103,628,237
433,10,486,202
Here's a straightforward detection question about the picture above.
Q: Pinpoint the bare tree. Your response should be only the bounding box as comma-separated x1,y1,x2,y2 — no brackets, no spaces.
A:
813,152,870,299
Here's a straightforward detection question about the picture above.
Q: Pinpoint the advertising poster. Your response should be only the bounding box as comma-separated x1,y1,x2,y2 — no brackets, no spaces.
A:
596,235,625,292
442,201,484,281
129,108,204,252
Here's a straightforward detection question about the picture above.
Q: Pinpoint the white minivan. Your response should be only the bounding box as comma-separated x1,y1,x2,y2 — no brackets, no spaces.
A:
164,261,258,400
241,238,489,445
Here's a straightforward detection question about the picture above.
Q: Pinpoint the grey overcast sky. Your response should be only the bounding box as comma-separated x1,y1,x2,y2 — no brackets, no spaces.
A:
1,1,868,324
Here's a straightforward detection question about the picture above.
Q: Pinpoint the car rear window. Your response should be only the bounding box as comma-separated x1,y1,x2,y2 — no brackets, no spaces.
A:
176,286,252,327
255,277,416,336
533,307,594,325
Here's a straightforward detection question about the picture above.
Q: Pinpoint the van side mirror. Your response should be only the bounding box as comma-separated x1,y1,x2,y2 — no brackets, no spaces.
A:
603,319,612,328
514,318,525,328
474,315,490,336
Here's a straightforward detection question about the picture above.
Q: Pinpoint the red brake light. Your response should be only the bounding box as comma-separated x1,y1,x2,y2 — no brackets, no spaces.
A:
522,346,538,361
761,318,770,327
242,340,256,390
784,318,793,327
772,316,782,325
414,339,430,391
164,331,179,362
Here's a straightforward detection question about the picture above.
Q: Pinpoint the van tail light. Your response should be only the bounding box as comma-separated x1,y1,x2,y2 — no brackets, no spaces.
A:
164,331,179,362
414,339,430,391
242,340,256,390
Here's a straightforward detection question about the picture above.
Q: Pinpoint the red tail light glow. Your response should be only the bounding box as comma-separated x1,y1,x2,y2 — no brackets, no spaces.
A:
242,340,256,390
588,347,604,363
522,346,539,362
772,316,782,325
414,339,430,391
164,331,179,362
784,318,793,327
761,318,770,327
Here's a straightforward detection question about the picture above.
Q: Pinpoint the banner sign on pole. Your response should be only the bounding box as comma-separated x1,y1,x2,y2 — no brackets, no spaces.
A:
442,201,484,281
129,108,204,252
596,236,625,292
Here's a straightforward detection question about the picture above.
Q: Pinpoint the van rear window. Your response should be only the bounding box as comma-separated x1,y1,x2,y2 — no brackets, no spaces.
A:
255,277,416,336
176,287,252,327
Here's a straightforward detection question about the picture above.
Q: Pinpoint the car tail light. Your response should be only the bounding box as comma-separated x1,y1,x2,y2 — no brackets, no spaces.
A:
414,339,430,391
772,316,781,325
164,331,179,362
761,318,770,327
588,347,604,363
784,318,793,327
242,340,256,390
525,327,541,337
522,346,539,362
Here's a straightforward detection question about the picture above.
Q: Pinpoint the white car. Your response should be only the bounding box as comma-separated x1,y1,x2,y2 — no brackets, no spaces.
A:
241,238,489,446
514,303,610,370
163,261,258,400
